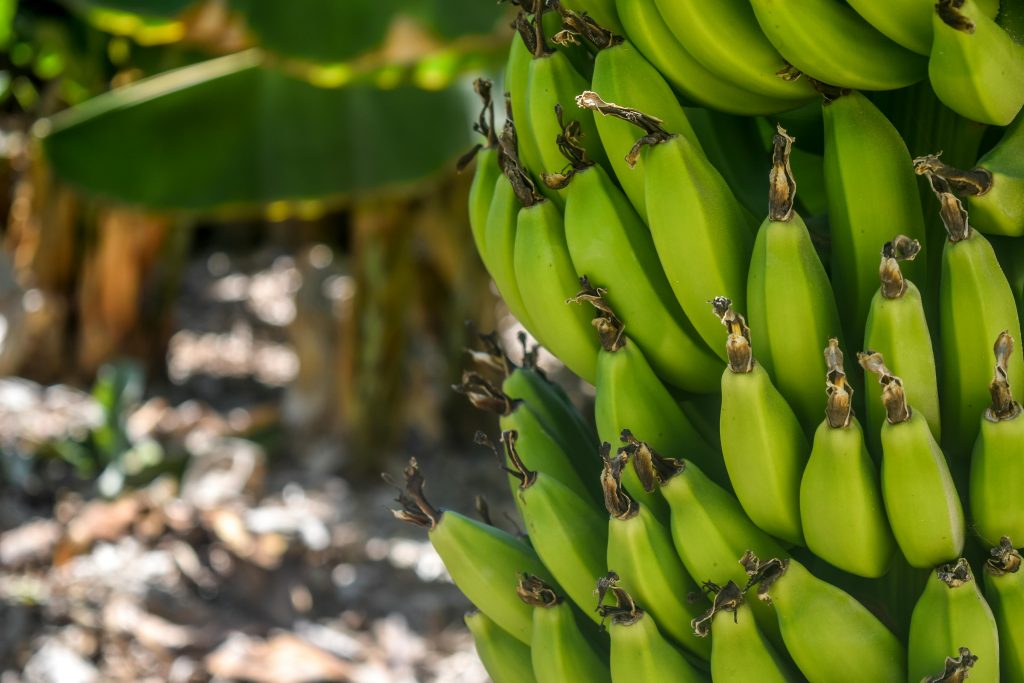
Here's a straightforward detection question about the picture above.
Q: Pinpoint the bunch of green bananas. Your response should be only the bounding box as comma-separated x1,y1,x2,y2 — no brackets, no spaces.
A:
398,0,1024,679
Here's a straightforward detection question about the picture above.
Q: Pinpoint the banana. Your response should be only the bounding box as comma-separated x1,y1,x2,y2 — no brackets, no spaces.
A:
970,332,1024,547
858,352,966,569
823,91,929,353
506,12,544,187
601,447,711,659
513,192,599,383
913,114,1024,237
743,553,907,682
614,0,805,115
862,236,941,456
983,538,1024,681
844,0,932,55
569,283,727,502
800,339,896,578
908,558,1000,683
464,611,539,683
685,109,772,218
547,111,723,392
596,573,707,683
502,430,608,621
747,125,846,434
629,436,786,645
915,167,1024,458
690,581,800,683
583,26,700,220
929,0,1024,126
577,92,755,361
462,79,501,259
748,0,926,90
459,375,599,507
526,20,607,206
516,574,610,683
651,0,817,101
390,459,558,644
713,297,808,546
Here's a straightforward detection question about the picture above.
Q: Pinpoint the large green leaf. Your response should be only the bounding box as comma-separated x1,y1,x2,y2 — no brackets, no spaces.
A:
38,50,474,211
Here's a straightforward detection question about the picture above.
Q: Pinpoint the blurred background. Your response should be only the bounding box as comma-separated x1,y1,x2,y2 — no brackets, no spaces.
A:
0,1,580,680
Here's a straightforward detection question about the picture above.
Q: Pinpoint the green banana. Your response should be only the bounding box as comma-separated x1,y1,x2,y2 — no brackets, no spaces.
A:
970,331,1024,547
748,0,926,90
585,30,700,220
550,123,724,392
859,352,966,569
913,114,1024,237
506,13,543,187
577,92,755,362
614,0,805,115
685,109,773,218
502,430,608,621
651,0,817,101
713,297,807,546
929,0,1024,126
462,79,501,259
513,193,599,383
596,573,707,683
744,553,907,682
691,581,800,683
846,0,1000,55
516,574,610,683
800,339,896,578
464,611,539,683
823,90,929,353
602,447,710,659
747,125,846,434
983,538,1024,681
908,558,1000,683
630,436,786,645
862,236,941,456
391,459,557,644
916,167,1024,457
570,284,727,501
459,374,599,507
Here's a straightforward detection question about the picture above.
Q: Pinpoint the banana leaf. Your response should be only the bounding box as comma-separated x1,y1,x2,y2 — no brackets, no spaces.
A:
37,50,475,211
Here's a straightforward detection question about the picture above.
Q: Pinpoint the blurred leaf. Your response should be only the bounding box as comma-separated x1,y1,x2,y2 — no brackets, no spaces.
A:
0,0,15,49
61,0,189,44
38,50,474,211
70,0,196,17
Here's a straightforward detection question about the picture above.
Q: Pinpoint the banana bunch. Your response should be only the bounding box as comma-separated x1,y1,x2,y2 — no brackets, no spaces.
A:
398,0,1024,678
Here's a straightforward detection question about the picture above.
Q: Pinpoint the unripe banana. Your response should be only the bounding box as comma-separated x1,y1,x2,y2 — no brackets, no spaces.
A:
747,125,846,434
915,167,1024,458
596,573,707,683
570,284,726,503
748,0,926,90
908,558,1000,683
578,92,756,363
516,574,611,683
983,538,1024,681
929,0,1024,126
614,0,806,116
863,236,941,455
549,116,723,393
800,339,896,578
970,332,1024,547
506,13,543,186
464,611,539,683
586,32,700,220
601,448,710,659
859,352,966,569
846,0,1000,54
630,437,785,645
823,91,929,353
744,552,907,682
690,581,800,683
459,374,599,507
513,193,599,382
652,0,818,101
502,430,608,621
713,297,807,546
462,79,501,259
390,459,558,644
